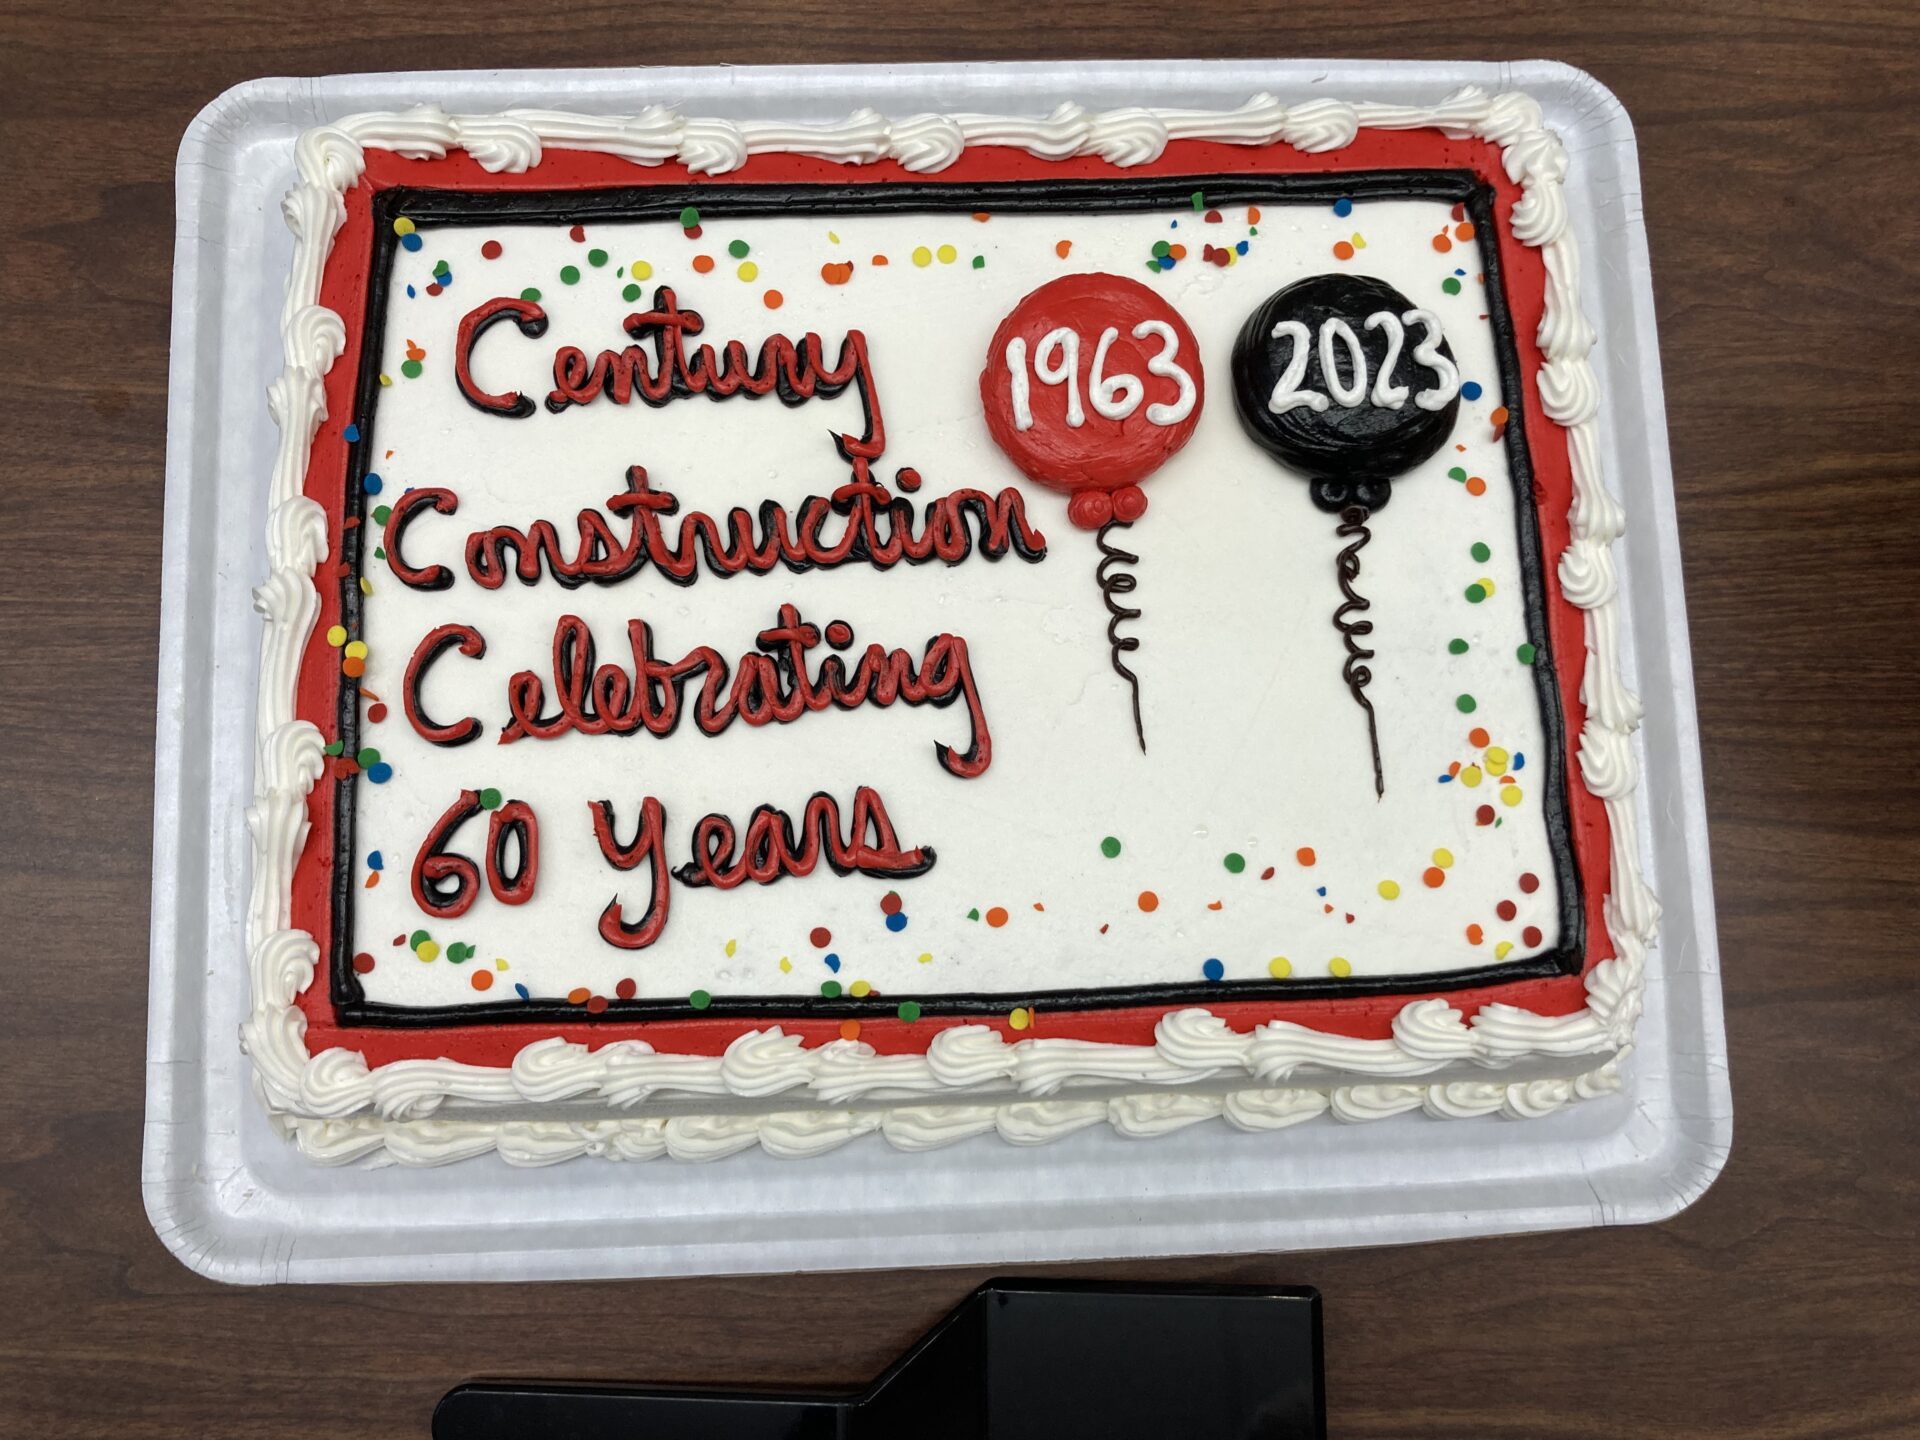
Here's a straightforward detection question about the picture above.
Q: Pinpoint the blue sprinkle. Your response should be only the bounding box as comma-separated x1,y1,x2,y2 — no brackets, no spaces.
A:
1454,267,1466,276
514,983,530,1000
1461,381,1484,402
367,850,384,871
1514,752,1527,771
367,761,393,784
1235,239,1249,255
1202,958,1225,982
1170,219,1179,228
1158,256,1175,271
1333,196,1353,217
1439,772,1454,783
1316,887,1327,898
342,424,360,443
406,284,416,298
825,953,841,973
885,912,908,933
400,232,423,252
363,472,383,494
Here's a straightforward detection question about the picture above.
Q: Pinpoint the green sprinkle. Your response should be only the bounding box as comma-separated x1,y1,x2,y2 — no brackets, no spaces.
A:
400,359,422,379
1448,466,1468,482
689,989,712,1009
622,282,642,302
971,254,985,269
587,248,608,267
1443,276,1463,295
446,942,471,964
679,206,700,229
1100,836,1122,859
727,238,749,259
355,747,380,768
1471,541,1491,563
372,504,392,524
409,929,429,950
1448,637,1470,655
820,980,843,998
1152,239,1172,258
1224,852,1246,874
1517,642,1539,665
897,1000,922,1022
323,739,344,756
967,908,981,921
1456,694,1478,714
559,265,580,285
520,286,542,301
479,787,503,810
373,546,385,561
1465,583,1488,604
1190,190,1205,210
432,259,450,276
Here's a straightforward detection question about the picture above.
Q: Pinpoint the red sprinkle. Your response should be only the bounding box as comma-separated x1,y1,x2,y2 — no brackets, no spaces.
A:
351,952,375,974
1519,872,1541,893
585,994,609,1014
809,926,832,948
1496,899,1518,922
568,224,586,242
1522,925,1543,947
481,239,503,259
366,702,388,723
880,892,902,916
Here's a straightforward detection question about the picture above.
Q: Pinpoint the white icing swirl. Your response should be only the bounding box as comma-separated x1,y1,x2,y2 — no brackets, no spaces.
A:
953,102,1091,160
452,114,542,173
677,117,749,175
887,113,967,173
1084,107,1170,166
1278,99,1360,153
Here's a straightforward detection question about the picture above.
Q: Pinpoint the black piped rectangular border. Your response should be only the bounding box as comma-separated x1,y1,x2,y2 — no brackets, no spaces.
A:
328,169,1582,1027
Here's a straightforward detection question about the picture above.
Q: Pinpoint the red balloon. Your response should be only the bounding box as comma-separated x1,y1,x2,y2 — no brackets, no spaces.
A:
981,273,1204,527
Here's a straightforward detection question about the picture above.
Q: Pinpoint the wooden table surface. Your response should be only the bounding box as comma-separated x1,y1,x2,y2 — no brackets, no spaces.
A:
5,3,1917,1436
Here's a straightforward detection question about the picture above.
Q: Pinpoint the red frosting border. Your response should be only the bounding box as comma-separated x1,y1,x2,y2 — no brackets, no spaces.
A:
287,130,1611,1069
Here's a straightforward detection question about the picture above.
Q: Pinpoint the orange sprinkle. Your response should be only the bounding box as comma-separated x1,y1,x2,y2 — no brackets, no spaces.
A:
470,969,493,992
1431,232,1453,253
1455,221,1476,241
1054,239,1072,258
986,906,1009,927
1469,726,1491,747
1465,476,1487,496
1168,243,1187,261
1423,867,1446,889
1296,847,1316,867
342,657,365,678
1447,760,1462,777
972,212,991,222
691,254,714,273
1332,240,1355,261
586,994,608,1014
838,1019,861,1041
821,260,855,285
1490,405,1511,428
363,873,378,889
871,253,889,266
1247,205,1262,223
567,986,590,1005
1466,923,1484,945
1137,890,1160,913
1032,902,1045,912
762,289,784,310
1207,900,1223,911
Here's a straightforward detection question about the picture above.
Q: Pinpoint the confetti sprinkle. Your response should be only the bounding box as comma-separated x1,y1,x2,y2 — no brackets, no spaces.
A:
1333,197,1353,217
1377,879,1401,900
763,290,784,310
898,1001,922,1022
1202,958,1225,981
1223,852,1246,874
1517,643,1538,665
471,970,493,992
886,912,908,933
985,906,1009,928
631,260,654,280
1296,847,1316,867
1448,638,1470,654
478,787,503,810
737,261,759,282
728,238,750,259
559,264,581,285
1328,957,1352,978
1333,239,1355,261
1461,381,1484,401
850,979,872,998
326,625,347,648
821,260,855,285
1442,277,1463,295
1100,836,1122,858
342,424,360,443
1137,890,1159,913
1467,924,1484,945
839,1020,862,1041
1495,941,1515,960
821,979,842,998
1456,694,1478,714
880,892,903,915
689,989,712,1010
692,254,715,274
678,206,700,229
912,245,933,267
352,952,375,974
1268,957,1291,979
616,978,637,999
416,940,440,962
481,239,502,260
1009,1007,1032,1031
936,243,957,264
520,287,542,302
1471,541,1491,562
810,926,831,948
918,952,933,965
1055,239,1072,258
1423,867,1446,888
825,953,841,973
1523,925,1543,947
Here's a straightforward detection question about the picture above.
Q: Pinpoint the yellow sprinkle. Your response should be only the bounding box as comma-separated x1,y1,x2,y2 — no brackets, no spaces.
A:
936,243,957,264
827,230,840,244
378,373,393,387
358,577,373,596
1477,576,1497,596
918,952,933,965
1460,765,1484,789
1328,957,1352,978
779,956,792,973
1377,879,1401,900
1432,848,1454,869
1268,956,1292,979
1495,940,1515,960
1501,786,1525,808
415,940,439,962
393,216,416,237
343,640,368,660
1009,1006,1031,1031
1350,232,1366,248
1486,746,1510,775
737,260,759,282
631,260,653,280
325,625,347,648
724,938,737,957
850,979,872,998
494,958,508,971
912,245,933,267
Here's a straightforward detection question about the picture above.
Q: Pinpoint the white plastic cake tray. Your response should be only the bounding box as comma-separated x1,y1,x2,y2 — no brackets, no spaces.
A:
144,59,1729,1284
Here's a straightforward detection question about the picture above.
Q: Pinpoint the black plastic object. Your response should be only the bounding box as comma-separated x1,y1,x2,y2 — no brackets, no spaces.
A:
433,1277,1325,1440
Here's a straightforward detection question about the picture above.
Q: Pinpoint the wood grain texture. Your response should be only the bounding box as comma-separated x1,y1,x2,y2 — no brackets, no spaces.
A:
3,2,1917,1436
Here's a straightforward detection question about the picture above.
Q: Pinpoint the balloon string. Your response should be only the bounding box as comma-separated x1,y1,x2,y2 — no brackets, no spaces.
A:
1334,504,1385,797
1096,519,1146,753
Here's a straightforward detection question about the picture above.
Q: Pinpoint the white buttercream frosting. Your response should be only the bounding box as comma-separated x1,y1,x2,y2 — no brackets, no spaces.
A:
245,87,1654,1164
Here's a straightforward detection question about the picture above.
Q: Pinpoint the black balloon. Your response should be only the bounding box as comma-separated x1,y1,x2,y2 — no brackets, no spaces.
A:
1231,273,1462,513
